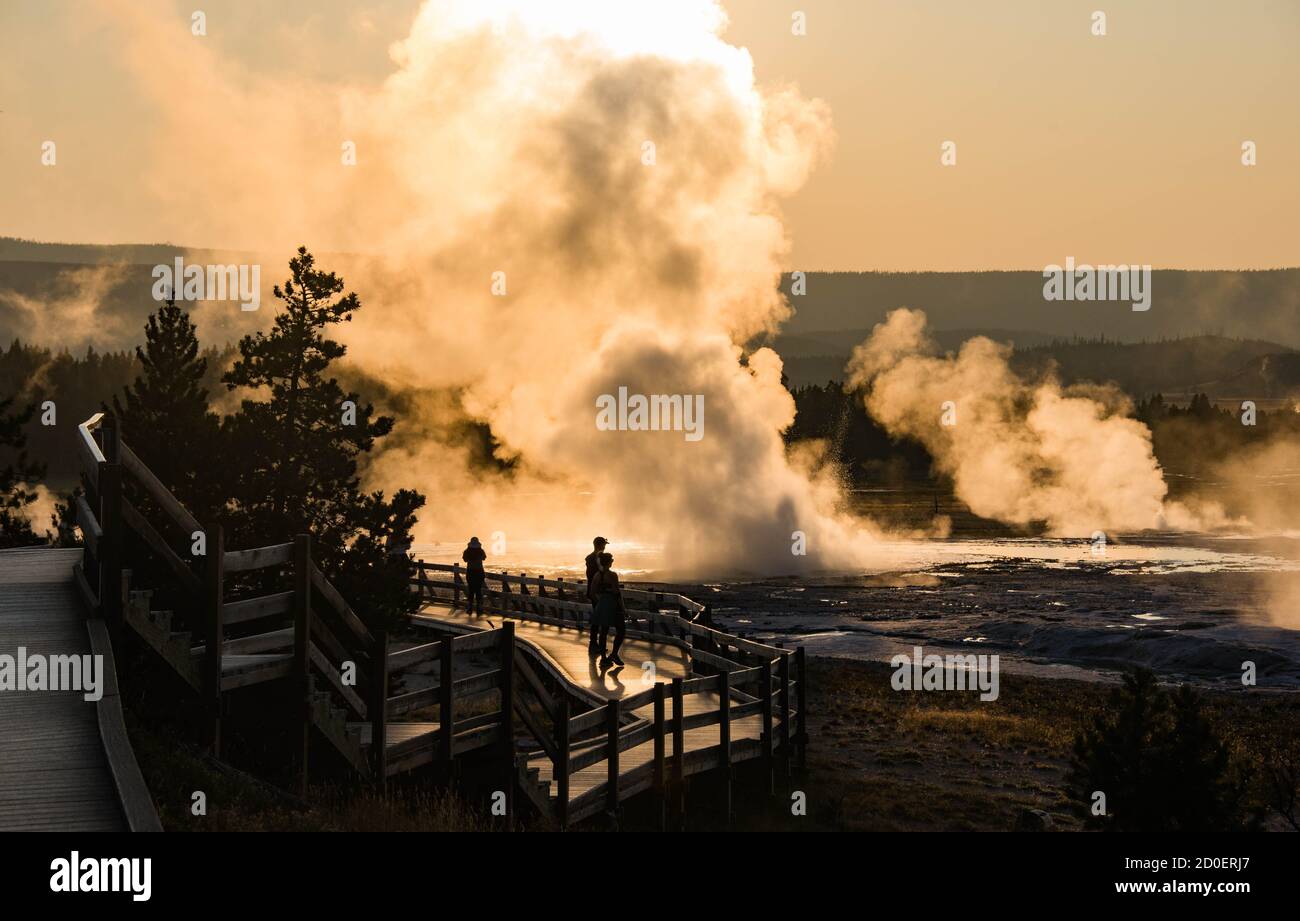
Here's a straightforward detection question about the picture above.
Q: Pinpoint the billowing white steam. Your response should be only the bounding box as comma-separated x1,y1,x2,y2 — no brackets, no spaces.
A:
353,2,884,575
846,309,1211,536
102,0,874,575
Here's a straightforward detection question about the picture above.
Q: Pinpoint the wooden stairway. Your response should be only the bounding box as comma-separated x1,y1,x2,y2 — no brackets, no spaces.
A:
75,412,511,792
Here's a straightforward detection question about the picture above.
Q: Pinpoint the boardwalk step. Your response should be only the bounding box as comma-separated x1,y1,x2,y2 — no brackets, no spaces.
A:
311,704,367,773
346,722,441,752
123,598,200,689
191,627,294,658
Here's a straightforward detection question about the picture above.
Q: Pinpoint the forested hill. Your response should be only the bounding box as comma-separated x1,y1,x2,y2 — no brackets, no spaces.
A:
1010,336,1299,398
776,269,1300,348
778,333,1298,398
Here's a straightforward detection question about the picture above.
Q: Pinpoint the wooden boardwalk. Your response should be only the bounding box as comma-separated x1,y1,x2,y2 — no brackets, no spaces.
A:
52,410,806,828
414,603,769,807
411,575,801,826
0,548,125,831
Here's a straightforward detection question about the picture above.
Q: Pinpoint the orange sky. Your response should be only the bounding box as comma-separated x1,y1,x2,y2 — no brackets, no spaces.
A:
1,0,1296,269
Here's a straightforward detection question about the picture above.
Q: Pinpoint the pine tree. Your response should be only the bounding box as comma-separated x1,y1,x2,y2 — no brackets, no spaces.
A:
224,247,425,629
112,298,224,523
0,396,46,547
1068,668,1249,830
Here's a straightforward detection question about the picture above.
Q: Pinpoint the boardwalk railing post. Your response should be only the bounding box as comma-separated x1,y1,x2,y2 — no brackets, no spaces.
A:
99,411,121,466
795,647,808,772
671,676,685,830
439,635,454,786
96,460,123,630
291,533,312,795
370,623,389,786
452,562,461,609
718,669,732,825
760,656,774,796
202,522,224,756
778,652,792,784
97,413,123,630
500,622,516,830
653,682,666,830
556,698,570,831
605,698,620,828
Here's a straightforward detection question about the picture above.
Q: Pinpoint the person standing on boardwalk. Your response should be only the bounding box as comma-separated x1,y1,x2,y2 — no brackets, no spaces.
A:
584,536,608,655
591,552,627,669
462,536,487,615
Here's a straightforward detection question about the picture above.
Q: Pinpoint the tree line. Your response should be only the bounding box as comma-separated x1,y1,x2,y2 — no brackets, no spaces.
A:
784,379,1300,488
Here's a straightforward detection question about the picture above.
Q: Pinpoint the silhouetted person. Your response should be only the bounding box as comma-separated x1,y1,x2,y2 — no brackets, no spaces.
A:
591,552,627,668
462,536,486,615
585,536,608,654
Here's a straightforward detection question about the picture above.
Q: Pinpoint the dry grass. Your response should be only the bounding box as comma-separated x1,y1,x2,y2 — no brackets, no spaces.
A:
126,656,1300,832
785,657,1300,831
127,716,491,832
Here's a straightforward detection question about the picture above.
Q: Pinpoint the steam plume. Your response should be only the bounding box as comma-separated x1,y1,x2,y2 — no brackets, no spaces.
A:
99,0,874,575
846,309,1215,536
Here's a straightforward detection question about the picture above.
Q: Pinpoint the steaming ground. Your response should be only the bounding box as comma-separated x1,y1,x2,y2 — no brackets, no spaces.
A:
713,552,1300,690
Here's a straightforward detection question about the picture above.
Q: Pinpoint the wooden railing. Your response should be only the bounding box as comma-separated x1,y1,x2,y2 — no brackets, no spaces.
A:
75,413,520,797
411,560,808,828
76,413,349,758
417,561,708,617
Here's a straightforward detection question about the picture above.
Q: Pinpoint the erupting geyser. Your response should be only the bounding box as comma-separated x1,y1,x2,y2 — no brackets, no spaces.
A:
100,0,881,575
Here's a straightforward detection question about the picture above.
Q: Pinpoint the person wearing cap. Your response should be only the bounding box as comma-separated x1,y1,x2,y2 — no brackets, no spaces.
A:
462,536,487,615
584,537,608,654
591,552,627,668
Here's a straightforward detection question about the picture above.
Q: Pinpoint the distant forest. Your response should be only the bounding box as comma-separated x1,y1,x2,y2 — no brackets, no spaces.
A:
774,268,1300,346
0,339,229,485
777,331,1300,395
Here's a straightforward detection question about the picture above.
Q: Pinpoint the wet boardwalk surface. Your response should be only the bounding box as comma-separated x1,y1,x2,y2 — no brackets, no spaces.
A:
412,603,691,703
0,548,124,831
413,602,772,805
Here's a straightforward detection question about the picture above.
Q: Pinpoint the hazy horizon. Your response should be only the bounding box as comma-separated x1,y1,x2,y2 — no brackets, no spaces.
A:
4,234,1300,275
